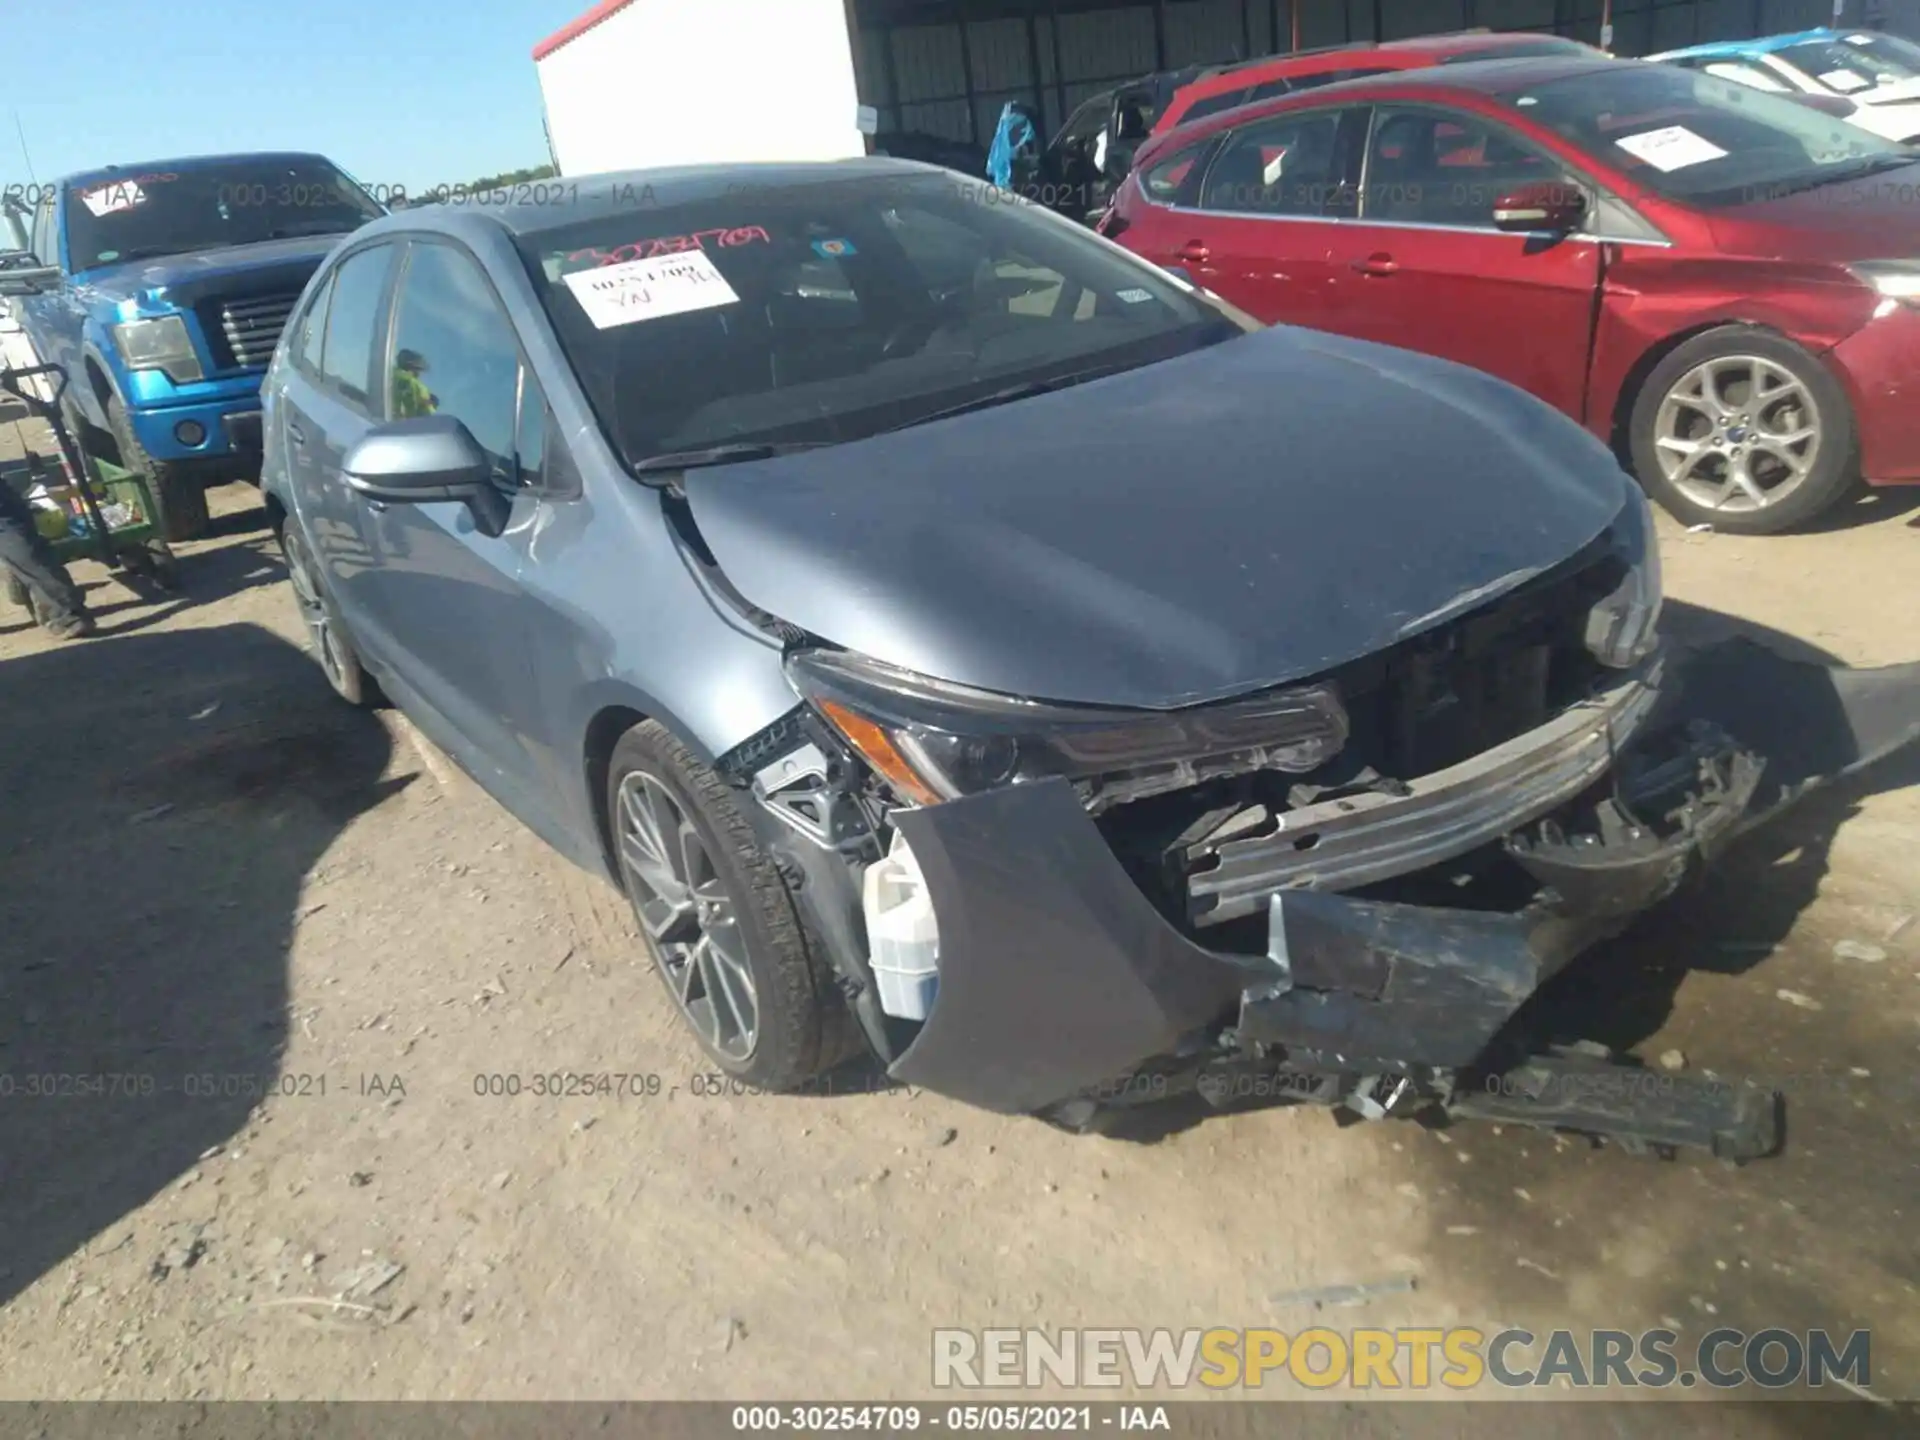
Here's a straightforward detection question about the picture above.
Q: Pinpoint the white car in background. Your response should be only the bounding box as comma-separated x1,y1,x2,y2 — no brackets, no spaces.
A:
1649,27,1920,143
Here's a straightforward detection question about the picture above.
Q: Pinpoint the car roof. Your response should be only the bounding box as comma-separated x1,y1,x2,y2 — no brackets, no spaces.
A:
61,152,338,191
1141,52,1621,160
1649,28,1841,62
1164,34,1598,117
371,157,947,239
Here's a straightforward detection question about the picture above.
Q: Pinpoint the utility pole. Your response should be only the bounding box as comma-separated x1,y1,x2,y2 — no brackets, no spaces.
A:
13,111,37,186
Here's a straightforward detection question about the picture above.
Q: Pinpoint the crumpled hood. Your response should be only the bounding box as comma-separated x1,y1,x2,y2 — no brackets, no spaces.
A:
79,235,342,310
685,325,1631,710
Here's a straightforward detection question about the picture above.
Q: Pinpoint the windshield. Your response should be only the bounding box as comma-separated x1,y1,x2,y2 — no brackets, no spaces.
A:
521,172,1236,468
1778,33,1920,93
63,159,384,271
1508,63,1908,206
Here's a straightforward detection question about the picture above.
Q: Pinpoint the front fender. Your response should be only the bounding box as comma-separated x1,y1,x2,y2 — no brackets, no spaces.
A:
75,327,126,428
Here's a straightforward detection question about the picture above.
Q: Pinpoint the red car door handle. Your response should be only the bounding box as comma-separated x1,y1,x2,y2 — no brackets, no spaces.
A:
1177,241,1211,264
1352,253,1399,277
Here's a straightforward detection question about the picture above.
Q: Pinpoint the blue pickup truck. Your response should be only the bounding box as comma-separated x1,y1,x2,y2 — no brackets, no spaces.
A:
3,153,384,539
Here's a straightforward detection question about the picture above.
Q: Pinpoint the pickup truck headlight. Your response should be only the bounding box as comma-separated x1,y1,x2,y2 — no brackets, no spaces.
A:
110,315,204,385
1585,485,1664,670
1847,260,1920,308
786,649,1348,807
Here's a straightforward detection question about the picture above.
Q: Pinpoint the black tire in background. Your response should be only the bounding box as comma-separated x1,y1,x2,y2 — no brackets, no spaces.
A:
105,393,211,542
607,719,856,1090
1628,326,1856,536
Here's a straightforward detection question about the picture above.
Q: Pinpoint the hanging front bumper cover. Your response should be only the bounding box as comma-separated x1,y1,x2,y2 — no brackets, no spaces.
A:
885,638,1920,1159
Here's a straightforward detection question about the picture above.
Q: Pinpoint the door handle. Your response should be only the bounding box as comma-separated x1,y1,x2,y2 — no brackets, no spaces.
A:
1352,253,1399,277
1176,240,1212,265
286,420,306,447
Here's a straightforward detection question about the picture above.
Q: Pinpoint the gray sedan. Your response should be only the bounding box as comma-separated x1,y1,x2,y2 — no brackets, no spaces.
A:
261,159,1919,1158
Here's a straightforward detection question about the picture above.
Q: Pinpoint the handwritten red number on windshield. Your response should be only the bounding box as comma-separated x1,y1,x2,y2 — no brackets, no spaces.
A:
563,225,772,269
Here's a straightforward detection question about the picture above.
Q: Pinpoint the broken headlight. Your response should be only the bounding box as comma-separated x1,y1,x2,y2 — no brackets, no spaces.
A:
786,649,1349,807
1585,485,1663,670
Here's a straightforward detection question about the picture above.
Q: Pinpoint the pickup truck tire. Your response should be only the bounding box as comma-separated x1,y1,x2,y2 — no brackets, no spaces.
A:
1629,327,1855,536
105,394,211,542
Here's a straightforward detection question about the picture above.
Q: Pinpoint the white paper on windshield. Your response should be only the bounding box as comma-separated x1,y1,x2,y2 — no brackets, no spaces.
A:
1818,67,1871,92
1614,126,1728,172
1262,152,1287,185
562,250,740,329
79,181,145,217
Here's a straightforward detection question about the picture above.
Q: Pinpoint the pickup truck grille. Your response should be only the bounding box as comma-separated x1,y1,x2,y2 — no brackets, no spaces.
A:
206,292,300,372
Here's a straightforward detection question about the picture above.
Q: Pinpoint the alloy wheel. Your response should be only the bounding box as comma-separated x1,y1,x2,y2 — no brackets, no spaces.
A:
284,529,353,693
615,770,759,1062
1652,355,1821,514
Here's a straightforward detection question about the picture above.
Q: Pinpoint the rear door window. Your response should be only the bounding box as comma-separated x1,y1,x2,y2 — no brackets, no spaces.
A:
1363,107,1574,227
1201,110,1351,216
317,244,396,409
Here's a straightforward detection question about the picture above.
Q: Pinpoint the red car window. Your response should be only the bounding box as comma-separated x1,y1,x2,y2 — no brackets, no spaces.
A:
1141,147,1205,205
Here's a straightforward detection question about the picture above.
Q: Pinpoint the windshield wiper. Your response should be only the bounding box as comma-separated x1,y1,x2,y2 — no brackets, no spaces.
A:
1757,152,1917,199
630,441,833,477
94,241,234,265
881,363,1139,434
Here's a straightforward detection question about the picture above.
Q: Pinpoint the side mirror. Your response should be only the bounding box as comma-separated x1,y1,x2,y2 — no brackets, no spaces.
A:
0,263,59,297
1492,181,1587,234
342,415,509,533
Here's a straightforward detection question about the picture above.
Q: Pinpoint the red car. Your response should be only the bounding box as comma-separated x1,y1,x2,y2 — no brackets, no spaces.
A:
1154,30,1603,135
1105,54,1920,533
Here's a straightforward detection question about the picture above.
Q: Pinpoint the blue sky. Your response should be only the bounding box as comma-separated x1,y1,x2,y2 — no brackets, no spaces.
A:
5,0,587,194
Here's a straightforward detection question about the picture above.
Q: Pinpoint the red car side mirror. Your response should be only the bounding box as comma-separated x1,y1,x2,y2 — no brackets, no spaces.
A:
1492,181,1588,234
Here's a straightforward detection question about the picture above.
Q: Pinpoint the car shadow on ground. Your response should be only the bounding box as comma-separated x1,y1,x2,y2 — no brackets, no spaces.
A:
0,622,408,1309
1799,481,1920,534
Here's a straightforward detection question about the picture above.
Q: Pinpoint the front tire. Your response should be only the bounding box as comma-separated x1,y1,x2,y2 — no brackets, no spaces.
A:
105,394,211,542
280,519,376,706
1628,327,1856,535
608,720,850,1090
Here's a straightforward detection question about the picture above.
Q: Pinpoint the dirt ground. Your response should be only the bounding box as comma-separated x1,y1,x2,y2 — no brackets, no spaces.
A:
1,395,1917,1428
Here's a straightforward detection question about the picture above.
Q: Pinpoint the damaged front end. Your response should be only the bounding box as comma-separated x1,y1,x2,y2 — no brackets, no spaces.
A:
721,533,1920,1162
